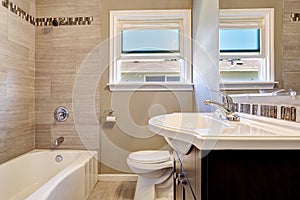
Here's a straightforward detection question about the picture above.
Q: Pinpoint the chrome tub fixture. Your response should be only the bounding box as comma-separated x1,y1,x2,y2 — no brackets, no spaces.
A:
54,107,69,122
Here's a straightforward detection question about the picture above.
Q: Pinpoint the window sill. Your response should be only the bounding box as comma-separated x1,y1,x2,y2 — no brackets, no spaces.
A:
220,69,258,72
220,81,278,91
107,83,194,92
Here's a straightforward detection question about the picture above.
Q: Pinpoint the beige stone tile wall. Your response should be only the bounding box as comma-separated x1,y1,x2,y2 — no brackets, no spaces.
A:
282,0,300,91
35,0,101,150
0,0,35,164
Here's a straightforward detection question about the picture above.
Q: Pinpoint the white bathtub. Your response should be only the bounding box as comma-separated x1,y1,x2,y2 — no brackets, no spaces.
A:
0,149,97,200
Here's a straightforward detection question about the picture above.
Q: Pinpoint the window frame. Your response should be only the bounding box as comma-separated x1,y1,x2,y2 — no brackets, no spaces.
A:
219,8,276,90
109,10,192,91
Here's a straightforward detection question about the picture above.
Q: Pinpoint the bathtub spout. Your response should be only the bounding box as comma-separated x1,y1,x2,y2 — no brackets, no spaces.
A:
53,137,64,147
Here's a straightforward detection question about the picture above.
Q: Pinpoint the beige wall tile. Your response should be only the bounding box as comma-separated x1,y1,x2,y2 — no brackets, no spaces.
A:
283,0,300,91
11,0,31,14
35,76,51,97
35,124,51,148
34,0,102,154
36,4,76,17
8,14,35,49
0,71,7,84
0,7,8,35
1,39,29,60
0,0,35,163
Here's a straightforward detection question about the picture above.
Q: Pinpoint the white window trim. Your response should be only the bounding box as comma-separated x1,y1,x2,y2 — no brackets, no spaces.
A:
219,8,275,90
109,10,193,91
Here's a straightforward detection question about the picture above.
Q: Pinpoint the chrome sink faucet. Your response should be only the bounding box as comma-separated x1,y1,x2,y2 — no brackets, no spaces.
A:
204,93,240,121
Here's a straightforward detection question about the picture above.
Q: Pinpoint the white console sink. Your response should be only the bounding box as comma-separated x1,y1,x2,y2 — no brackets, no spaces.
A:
148,113,229,153
148,112,300,150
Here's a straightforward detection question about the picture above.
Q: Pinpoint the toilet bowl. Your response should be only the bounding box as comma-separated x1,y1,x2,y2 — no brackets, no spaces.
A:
127,150,173,200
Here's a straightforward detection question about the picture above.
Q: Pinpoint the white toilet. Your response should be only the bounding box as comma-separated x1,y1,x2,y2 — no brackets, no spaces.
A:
127,150,173,200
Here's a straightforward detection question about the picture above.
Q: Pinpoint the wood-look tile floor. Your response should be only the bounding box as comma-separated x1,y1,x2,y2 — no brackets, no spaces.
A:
88,181,136,200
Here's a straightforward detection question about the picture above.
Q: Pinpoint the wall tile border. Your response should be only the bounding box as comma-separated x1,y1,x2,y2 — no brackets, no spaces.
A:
2,0,35,25
234,102,300,123
1,0,93,26
35,17,93,26
291,12,300,22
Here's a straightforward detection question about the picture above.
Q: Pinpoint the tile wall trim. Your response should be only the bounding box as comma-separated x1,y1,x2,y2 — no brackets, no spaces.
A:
291,12,300,22
1,0,35,25
35,16,93,26
1,0,93,26
234,102,300,123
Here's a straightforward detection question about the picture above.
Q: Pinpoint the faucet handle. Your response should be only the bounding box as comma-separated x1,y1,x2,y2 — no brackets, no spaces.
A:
222,94,234,110
209,89,234,111
289,89,297,99
226,113,240,121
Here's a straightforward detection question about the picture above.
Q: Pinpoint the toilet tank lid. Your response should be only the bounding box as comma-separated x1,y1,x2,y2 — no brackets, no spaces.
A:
129,150,171,164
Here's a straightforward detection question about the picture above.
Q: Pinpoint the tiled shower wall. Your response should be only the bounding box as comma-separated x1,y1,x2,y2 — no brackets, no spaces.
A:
0,0,35,163
34,0,101,150
283,0,300,91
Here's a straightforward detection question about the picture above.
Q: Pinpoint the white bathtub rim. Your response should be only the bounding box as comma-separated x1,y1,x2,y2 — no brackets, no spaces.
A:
25,149,97,200
0,149,98,168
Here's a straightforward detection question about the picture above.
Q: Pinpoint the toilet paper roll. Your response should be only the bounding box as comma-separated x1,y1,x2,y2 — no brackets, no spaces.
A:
106,116,116,122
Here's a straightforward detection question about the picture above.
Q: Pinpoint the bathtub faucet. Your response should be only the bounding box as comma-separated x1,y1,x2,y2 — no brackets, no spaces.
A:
53,137,64,147
204,94,240,121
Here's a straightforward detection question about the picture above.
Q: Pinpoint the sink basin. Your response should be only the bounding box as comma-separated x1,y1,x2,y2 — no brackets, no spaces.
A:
148,113,230,153
149,112,230,135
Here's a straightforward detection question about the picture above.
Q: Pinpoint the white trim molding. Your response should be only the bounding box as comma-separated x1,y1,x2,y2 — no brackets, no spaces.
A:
220,81,278,91
107,83,194,91
219,8,275,90
109,10,192,91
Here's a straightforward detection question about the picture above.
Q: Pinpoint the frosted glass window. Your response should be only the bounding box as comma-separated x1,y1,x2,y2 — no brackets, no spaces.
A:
121,29,180,53
220,29,260,52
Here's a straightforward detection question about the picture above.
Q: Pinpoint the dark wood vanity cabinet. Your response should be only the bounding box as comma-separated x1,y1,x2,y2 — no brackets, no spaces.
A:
173,147,201,200
201,150,300,200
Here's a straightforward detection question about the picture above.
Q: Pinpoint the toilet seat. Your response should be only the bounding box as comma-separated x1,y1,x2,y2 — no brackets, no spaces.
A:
128,150,171,164
127,150,173,172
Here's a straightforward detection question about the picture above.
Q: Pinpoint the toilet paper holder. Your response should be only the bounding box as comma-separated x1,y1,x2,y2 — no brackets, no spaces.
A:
103,109,117,122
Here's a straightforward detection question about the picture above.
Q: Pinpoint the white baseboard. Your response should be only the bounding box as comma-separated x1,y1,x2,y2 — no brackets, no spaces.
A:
98,174,138,182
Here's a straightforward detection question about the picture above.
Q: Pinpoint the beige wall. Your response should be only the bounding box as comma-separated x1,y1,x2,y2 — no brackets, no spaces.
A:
220,0,284,89
0,0,35,164
99,0,193,173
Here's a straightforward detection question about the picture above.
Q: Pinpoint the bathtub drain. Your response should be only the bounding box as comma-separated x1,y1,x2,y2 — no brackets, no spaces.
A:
55,155,63,162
